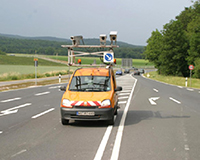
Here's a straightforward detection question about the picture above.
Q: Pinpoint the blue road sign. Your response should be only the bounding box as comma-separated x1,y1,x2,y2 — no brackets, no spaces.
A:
104,52,114,63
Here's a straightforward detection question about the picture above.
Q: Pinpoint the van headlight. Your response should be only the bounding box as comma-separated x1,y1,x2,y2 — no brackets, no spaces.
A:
99,99,111,108
61,99,72,108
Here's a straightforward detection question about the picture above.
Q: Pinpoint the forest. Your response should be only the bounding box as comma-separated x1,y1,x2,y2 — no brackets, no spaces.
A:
144,0,200,78
0,35,144,59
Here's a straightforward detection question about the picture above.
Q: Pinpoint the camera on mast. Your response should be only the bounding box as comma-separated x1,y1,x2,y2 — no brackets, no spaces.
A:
99,34,107,46
109,31,117,45
70,35,83,46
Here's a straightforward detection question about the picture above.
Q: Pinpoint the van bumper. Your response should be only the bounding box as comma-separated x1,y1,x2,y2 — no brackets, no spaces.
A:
60,107,114,121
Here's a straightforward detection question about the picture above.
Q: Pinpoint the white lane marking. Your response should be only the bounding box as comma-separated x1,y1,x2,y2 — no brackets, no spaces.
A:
177,86,183,88
0,131,3,134
94,126,113,160
169,97,181,104
0,103,32,116
110,77,137,160
120,90,132,93
118,96,129,100
35,91,50,96
1,97,21,103
149,97,160,105
49,86,60,89
153,88,159,92
184,145,190,151
187,88,194,91
118,101,127,104
11,149,27,158
32,108,55,119
118,93,130,96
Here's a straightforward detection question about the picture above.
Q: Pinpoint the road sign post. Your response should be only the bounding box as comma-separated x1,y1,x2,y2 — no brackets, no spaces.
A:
34,58,38,86
189,65,194,87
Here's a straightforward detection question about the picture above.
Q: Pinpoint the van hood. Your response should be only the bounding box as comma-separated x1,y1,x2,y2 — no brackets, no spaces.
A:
63,91,112,102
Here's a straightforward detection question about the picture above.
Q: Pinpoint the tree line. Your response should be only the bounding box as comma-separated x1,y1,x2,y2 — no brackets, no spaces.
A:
0,36,144,59
144,0,200,78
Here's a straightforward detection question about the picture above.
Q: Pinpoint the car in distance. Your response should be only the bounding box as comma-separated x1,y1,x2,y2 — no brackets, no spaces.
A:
60,67,122,125
133,70,140,75
115,70,123,75
124,69,130,74
139,69,145,74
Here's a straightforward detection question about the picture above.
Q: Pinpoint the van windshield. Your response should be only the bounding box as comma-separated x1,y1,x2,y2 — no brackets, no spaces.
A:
69,76,111,92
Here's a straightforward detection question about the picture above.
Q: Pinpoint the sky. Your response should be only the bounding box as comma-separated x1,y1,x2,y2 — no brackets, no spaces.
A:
0,0,194,46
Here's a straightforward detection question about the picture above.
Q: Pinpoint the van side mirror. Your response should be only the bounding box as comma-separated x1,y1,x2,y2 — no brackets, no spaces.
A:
60,86,66,91
115,86,122,92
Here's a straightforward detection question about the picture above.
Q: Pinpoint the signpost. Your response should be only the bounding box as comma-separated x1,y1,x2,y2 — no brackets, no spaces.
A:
34,58,38,85
189,65,194,87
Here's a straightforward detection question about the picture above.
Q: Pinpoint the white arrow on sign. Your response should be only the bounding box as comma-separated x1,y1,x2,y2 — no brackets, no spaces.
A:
149,97,160,105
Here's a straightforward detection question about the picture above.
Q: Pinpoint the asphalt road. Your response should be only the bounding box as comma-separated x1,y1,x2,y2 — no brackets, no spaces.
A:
0,73,200,160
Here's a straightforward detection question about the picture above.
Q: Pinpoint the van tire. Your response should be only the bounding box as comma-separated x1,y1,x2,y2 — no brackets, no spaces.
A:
107,115,114,125
61,118,69,125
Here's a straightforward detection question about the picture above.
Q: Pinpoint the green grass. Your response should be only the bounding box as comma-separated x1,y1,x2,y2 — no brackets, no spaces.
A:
0,55,66,66
144,71,200,89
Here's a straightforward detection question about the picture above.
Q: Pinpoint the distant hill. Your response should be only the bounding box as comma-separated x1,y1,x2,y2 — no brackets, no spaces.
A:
0,33,144,59
0,33,143,48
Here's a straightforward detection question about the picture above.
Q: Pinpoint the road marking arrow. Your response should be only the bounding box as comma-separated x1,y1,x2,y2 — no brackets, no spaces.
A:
149,97,160,105
0,103,31,116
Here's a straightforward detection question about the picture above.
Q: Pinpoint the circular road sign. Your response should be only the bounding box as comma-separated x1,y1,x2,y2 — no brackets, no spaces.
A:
189,65,194,70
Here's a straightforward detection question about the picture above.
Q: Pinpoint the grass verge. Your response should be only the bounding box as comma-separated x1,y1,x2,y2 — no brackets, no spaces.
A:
144,71,200,89
0,78,70,92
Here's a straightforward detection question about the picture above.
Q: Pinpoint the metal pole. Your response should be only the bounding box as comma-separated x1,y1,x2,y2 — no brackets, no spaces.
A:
35,63,37,86
190,70,192,87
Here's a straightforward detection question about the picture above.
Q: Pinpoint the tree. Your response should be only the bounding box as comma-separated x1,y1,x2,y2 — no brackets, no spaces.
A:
144,29,163,71
160,20,189,76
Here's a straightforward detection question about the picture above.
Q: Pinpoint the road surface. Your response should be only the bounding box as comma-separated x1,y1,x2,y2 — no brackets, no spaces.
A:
0,73,200,160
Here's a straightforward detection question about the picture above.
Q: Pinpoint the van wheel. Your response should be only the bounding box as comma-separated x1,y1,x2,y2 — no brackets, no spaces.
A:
114,107,118,115
107,115,114,125
61,118,69,125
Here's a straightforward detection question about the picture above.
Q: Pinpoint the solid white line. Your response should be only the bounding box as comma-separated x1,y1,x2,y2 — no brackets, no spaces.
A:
1,97,21,103
169,97,181,104
110,77,137,160
118,101,127,104
35,91,50,96
31,108,55,119
93,126,113,160
153,88,159,92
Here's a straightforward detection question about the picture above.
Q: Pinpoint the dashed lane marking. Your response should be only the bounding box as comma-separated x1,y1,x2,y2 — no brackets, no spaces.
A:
1,97,21,103
153,88,159,92
34,91,50,96
31,108,55,119
169,97,181,104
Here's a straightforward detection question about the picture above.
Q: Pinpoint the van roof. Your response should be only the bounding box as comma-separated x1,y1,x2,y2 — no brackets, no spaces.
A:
74,67,110,76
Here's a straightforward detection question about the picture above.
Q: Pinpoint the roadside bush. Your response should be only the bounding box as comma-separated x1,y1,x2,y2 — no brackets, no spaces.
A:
193,58,200,78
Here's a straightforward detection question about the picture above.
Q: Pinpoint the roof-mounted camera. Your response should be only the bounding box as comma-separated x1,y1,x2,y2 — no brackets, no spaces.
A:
110,31,117,45
70,35,83,46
